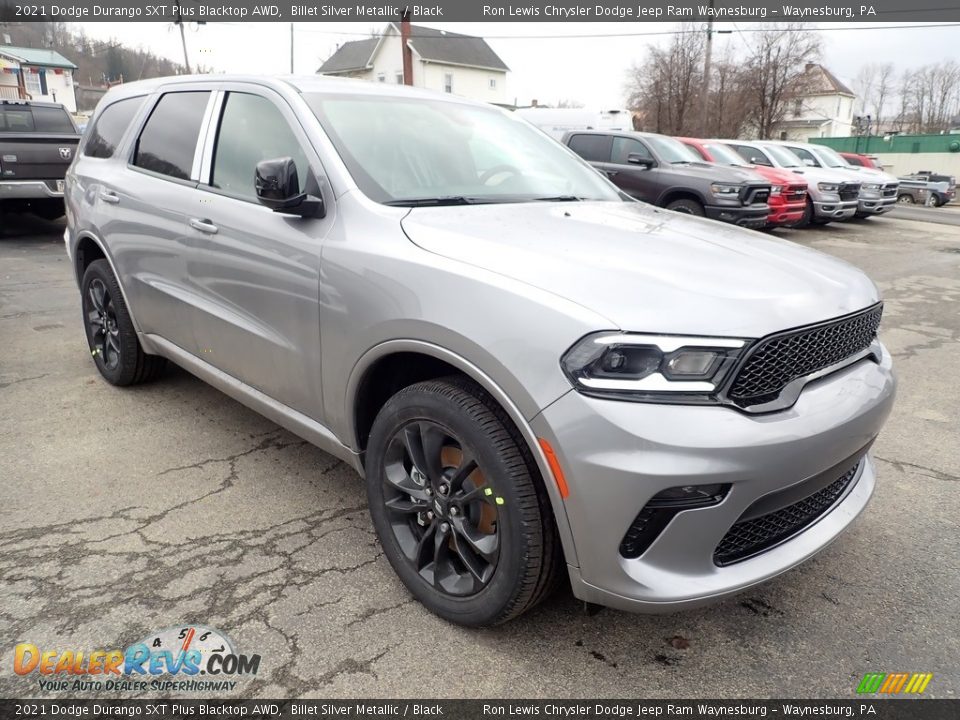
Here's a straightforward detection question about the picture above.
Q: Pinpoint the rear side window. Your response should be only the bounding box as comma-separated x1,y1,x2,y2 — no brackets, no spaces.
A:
845,156,864,167
210,92,307,201
0,107,35,132
32,106,75,133
84,98,144,159
567,134,611,163
133,91,210,181
611,137,653,165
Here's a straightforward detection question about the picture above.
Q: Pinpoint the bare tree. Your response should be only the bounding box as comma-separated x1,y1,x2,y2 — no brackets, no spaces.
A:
738,23,822,139
555,98,585,109
853,64,876,116
706,51,752,138
872,63,895,130
625,24,705,135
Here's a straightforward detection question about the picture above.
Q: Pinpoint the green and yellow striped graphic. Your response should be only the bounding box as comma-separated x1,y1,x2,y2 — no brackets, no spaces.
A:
857,672,933,694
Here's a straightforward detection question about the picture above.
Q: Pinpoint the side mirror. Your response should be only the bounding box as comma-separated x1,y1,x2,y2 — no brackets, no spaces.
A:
627,153,654,168
255,157,325,218
802,158,816,167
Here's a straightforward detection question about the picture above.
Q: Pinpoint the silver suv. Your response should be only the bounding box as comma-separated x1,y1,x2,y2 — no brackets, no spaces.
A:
65,76,896,626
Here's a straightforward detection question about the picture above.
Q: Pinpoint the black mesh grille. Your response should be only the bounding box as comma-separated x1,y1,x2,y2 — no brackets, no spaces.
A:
714,464,860,566
727,305,882,408
839,183,860,201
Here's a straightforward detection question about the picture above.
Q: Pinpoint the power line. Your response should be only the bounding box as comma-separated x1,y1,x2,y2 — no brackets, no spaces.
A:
287,21,960,39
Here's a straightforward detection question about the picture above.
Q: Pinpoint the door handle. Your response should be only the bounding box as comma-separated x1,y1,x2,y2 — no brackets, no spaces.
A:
189,218,219,234
604,170,619,177
99,190,120,204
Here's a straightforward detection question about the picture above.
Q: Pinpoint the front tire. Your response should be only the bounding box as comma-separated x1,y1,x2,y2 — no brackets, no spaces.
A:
80,259,165,386
365,377,561,626
665,198,705,216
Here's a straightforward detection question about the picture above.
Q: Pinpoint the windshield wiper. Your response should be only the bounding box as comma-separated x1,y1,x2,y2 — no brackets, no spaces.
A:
534,195,584,202
383,196,476,207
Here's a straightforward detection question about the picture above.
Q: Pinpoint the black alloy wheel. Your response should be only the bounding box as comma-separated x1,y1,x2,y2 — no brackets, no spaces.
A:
381,420,500,596
85,277,122,372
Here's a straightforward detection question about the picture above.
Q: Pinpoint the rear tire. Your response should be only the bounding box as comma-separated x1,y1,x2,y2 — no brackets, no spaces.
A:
365,376,562,626
80,259,165,386
665,198,705,216
897,194,915,204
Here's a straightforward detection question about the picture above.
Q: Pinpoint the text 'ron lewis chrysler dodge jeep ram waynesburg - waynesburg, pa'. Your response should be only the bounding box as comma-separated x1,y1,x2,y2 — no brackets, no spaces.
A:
64,76,896,626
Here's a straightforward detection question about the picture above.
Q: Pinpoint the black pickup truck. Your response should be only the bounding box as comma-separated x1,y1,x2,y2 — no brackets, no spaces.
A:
1,99,80,220
562,130,772,228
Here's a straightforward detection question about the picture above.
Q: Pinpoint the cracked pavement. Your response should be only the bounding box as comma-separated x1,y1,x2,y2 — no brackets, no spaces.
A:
1,213,958,699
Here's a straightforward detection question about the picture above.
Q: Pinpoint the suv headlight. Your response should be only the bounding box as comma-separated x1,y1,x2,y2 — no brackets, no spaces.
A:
770,185,783,196
818,183,840,192
861,182,881,191
710,183,742,196
561,332,748,403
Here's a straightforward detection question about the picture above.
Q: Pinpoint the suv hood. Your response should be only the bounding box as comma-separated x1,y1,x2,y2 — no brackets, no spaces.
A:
783,165,857,184
401,200,879,338
843,166,898,184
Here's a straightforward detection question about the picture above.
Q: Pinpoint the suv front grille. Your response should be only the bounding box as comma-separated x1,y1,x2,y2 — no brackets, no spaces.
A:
785,185,807,201
839,183,860,201
714,463,860,566
726,304,882,408
882,183,898,198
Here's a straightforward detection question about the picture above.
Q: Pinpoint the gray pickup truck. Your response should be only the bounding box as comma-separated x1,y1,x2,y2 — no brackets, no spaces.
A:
562,130,772,229
0,99,80,220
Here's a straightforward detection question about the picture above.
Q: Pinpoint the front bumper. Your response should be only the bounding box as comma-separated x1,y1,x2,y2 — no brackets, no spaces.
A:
532,344,895,613
812,198,857,221
766,199,806,226
704,204,769,229
0,179,64,200
858,196,896,215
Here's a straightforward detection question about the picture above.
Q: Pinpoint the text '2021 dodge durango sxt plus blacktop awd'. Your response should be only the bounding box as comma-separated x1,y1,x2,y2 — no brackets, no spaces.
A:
64,76,895,626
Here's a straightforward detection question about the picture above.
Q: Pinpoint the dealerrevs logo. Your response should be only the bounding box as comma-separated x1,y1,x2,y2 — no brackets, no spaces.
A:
14,625,260,693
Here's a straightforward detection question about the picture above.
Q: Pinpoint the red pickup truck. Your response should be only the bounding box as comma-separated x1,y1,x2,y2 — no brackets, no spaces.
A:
676,137,808,228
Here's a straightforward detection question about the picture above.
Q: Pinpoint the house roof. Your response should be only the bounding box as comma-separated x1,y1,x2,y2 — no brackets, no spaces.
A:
398,24,509,72
0,46,77,70
317,24,508,75
800,63,854,97
317,37,380,74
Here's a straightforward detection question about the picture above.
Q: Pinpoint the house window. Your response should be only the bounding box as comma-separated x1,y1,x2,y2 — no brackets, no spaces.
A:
443,73,453,94
489,78,496,90
779,132,788,141
396,72,403,84
792,98,802,117
24,69,42,98
376,73,386,83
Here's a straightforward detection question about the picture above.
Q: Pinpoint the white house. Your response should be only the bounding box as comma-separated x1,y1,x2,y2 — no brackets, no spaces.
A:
773,63,855,141
0,46,78,112
317,23,508,104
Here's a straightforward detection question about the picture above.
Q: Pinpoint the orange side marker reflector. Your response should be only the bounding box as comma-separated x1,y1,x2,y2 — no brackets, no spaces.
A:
538,438,569,500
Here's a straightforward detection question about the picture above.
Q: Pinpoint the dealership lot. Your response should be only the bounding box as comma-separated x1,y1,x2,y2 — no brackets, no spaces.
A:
1,212,957,698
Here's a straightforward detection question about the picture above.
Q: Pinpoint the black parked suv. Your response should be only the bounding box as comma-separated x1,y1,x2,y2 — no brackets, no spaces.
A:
562,130,772,228
0,99,80,220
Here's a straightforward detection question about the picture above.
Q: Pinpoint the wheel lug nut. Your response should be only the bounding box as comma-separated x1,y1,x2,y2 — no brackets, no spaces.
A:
426,511,434,520
449,506,459,516
438,484,449,496
425,487,433,496
440,522,450,533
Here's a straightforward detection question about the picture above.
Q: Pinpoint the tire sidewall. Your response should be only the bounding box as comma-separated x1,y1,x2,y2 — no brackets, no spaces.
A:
366,386,534,626
666,198,704,216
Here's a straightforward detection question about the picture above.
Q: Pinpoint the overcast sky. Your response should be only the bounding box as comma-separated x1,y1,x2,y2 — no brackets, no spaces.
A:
69,22,957,108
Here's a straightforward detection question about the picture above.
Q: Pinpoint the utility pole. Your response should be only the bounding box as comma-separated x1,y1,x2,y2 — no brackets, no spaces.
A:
700,0,714,136
174,0,191,74
290,23,295,73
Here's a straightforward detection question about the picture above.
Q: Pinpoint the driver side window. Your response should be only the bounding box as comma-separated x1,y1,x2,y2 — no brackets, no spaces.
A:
210,92,309,201
733,144,771,166
790,148,818,167
611,137,652,165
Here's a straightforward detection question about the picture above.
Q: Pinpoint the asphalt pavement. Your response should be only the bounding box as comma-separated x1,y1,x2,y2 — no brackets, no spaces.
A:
1,211,958,699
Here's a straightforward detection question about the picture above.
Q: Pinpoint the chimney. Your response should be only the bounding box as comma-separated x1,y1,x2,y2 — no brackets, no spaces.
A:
805,63,816,73
531,99,538,108
401,11,413,86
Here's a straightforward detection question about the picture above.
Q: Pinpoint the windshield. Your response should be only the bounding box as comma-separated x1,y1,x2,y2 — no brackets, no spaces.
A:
645,135,701,164
812,146,850,168
704,142,751,167
304,93,621,205
763,144,804,168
